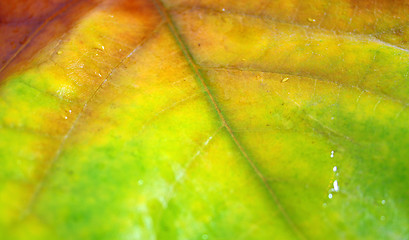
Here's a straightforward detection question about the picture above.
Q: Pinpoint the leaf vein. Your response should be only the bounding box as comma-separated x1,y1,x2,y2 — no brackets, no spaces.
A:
152,1,307,239
0,0,84,75
171,5,409,53
17,21,164,220
199,65,408,107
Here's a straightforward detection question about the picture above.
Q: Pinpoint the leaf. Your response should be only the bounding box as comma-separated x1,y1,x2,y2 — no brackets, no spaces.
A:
1,0,409,239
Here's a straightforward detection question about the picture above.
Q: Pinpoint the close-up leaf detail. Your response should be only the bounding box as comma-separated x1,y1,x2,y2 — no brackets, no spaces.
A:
1,0,409,239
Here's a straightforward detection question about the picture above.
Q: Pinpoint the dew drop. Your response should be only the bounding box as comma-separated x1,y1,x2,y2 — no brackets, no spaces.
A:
333,166,337,172
64,116,68,119
222,8,225,11
381,200,386,205
308,17,316,22
138,179,144,185
57,50,62,55
328,193,333,199
68,109,72,114
333,180,339,192
330,151,335,158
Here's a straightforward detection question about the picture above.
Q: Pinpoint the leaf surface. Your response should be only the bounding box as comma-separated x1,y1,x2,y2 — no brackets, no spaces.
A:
1,0,409,239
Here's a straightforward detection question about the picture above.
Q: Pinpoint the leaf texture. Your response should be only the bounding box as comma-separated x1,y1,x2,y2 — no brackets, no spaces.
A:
0,0,409,239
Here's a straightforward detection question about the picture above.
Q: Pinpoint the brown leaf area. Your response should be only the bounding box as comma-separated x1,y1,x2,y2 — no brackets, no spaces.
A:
0,0,99,79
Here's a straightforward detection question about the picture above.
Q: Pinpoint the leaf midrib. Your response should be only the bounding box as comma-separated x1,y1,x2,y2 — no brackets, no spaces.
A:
152,0,307,239
166,6,409,106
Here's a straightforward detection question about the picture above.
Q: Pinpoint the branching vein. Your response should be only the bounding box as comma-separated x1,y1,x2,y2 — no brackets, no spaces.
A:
18,21,164,221
152,0,307,239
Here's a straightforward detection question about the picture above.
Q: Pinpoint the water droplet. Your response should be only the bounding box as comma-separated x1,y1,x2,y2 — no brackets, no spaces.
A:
138,179,144,185
331,117,335,120
333,180,339,192
101,45,105,50
222,8,225,11
308,17,316,22
281,77,289,83
328,193,333,199
381,200,386,205
202,234,209,240
68,109,72,114
333,166,337,172
64,116,68,119
330,151,334,158
57,50,62,55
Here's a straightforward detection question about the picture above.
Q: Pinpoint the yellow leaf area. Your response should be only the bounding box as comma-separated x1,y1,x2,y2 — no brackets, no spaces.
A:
1,0,409,239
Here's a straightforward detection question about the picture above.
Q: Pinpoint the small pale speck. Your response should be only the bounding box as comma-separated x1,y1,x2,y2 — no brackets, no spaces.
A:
333,166,337,172
330,150,334,158
281,77,289,83
222,8,225,11
204,136,213,146
333,180,339,192
202,234,209,240
308,17,316,22
328,193,333,199
138,179,144,185
101,45,105,50
322,203,327,207
57,50,62,55
380,216,385,221
381,200,386,205
69,109,72,114
64,116,68,119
